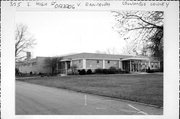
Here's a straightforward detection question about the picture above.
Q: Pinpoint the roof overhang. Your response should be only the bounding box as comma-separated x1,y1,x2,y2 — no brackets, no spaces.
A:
121,57,149,61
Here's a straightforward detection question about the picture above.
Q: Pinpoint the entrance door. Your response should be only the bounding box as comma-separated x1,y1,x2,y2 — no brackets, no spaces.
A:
122,61,130,72
132,60,140,72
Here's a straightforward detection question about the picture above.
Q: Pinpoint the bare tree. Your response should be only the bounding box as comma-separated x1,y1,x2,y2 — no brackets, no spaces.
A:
105,48,118,55
95,48,120,55
15,24,36,61
112,11,163,59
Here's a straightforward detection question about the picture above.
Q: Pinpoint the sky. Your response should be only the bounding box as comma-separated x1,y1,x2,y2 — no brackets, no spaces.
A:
15,11,127,58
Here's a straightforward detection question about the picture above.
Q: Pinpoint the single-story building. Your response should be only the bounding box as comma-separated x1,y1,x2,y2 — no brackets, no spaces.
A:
16,52,161,75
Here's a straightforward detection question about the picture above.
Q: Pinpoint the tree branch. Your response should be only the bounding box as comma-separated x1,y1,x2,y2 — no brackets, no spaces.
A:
125,14,163,30
128,26,158,31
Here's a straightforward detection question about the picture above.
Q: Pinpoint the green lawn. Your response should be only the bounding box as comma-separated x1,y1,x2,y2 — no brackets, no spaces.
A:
17,73,163,107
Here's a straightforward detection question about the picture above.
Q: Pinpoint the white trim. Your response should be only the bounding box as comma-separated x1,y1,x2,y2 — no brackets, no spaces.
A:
102,60,105,69
70,60,72,67
83,59,86,69
121,57,149,61
86,58,120,60
119,60,122,69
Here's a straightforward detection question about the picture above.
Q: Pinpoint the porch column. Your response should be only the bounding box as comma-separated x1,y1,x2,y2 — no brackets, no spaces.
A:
148,60,151,68
70,60,73,67
65,62,67,74
83,59,86,69
158,61,161,69
119,60,122,69
103,60,105,69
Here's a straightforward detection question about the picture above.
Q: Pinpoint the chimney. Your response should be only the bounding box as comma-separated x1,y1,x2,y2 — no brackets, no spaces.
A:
26,52,31,60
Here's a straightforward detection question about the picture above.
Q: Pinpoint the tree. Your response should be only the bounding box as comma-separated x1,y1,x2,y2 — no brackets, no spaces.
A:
15,24,36,61
146,28,163,59
112,11,163,59
95,48,120,55
121,38,139,55
44,57,62,75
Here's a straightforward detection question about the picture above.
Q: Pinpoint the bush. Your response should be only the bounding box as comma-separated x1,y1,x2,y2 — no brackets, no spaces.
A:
94,67,129,74
95,68,104,74
108,67,118,74
103,69,109,74
94,67,130,74
39,72,45,77
86,69,92,74
146,68,161,73
146,67,155,73
78,69,86,75
146,70,154,73
30,71,33,75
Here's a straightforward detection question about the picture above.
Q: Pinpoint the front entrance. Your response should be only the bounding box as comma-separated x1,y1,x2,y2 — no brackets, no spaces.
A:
57,61,71,74
122,61,130,72
131,60,141,72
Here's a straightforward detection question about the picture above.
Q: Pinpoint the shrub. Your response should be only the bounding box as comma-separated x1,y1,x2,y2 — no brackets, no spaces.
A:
103,69,109,74
39,72,45,77
78,69,86,75
95,68,104,74
146,67,154,73
108,67,117,74
147,70,154,73
94,67,130,74
86,69,92,74
30,71,33,75
146,68,161,73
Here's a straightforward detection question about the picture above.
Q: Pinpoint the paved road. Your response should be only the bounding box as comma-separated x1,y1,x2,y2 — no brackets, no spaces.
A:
16,81,163,115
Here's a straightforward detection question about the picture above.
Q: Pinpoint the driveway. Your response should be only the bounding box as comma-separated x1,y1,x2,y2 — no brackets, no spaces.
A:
16,81,163,115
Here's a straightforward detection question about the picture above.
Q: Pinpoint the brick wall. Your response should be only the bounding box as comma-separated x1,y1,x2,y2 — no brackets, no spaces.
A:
105,60,119,69
18,57,52,74
72,59,83,69
86,59,103,69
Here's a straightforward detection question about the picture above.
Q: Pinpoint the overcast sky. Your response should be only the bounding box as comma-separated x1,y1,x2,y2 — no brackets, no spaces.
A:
15,11,126,58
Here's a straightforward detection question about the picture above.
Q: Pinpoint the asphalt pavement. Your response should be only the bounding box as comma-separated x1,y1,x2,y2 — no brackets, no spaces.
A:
16,81,163,115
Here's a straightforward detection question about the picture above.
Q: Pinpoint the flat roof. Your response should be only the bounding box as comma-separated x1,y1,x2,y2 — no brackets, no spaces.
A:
61,53,133,60
121,57,150,61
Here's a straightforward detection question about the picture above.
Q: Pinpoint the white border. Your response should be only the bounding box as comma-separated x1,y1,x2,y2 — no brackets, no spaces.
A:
1,1,179,119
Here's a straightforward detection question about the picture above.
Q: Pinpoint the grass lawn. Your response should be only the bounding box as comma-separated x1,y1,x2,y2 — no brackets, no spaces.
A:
17,73,163,107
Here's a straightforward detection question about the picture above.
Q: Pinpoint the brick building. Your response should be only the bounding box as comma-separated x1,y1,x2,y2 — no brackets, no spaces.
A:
16,52,161,75
16,57,52,74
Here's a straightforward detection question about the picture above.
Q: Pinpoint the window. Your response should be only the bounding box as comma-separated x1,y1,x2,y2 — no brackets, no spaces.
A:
108,60,110,63
97,60,99,63
79,60,81,63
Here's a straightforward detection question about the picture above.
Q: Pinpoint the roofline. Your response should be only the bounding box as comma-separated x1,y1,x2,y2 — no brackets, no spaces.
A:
121,57,150,61
60,58,122,61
